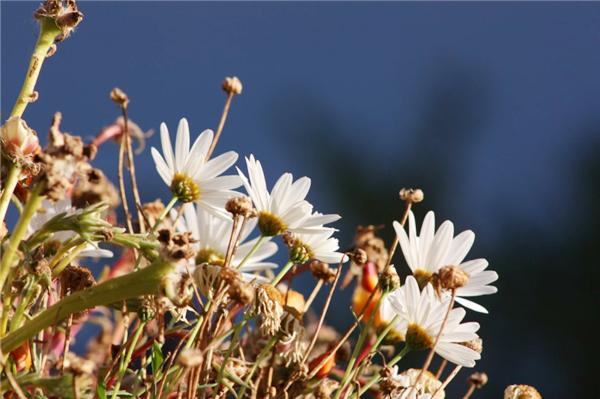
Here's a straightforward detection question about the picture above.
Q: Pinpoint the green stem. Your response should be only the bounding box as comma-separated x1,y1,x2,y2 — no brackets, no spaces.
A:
271,259,294,286
0,258,173,353
237,334,279,398
151,197,177,232
235,235,265,269
0,164,20,224
9,276,39,332
0,183,44,297
358,345,410,395
10,18,62,118
111,321,147,399
367,315,401,357
335,290,387,398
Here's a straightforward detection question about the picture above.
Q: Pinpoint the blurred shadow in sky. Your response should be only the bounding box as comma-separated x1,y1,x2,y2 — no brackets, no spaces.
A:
2,2,600,398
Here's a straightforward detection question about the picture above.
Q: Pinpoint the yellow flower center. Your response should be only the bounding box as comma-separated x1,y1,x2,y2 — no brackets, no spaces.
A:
406,323,433,351
196,248,225,266
414,269,433,289
170,173,200,203
258,211,287,236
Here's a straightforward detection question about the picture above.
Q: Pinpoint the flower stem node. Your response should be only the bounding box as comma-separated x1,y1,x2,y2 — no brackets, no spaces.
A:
225,196,255,218
170,173,200,203
504,385,542,399
222,76,243,95
399,187,424,204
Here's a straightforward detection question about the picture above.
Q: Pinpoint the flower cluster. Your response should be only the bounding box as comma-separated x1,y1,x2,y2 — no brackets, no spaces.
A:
0,3,539,398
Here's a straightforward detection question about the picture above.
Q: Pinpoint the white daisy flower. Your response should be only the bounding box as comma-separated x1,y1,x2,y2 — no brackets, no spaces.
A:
385,276,481,367
27,199,113,259
236,155,340,236
151,118,241,214
287,229,348,265
172,203,278,283
388,366,442,399
393,211,498,313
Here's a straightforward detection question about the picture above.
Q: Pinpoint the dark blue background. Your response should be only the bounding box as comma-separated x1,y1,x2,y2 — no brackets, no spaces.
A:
2,2,600,397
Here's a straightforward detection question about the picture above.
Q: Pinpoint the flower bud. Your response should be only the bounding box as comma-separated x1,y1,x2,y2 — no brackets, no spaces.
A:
361,261,379,292
380,266,400,292
1,116,40,159
309,351,336,378
222,76,243,95
110,87,129,108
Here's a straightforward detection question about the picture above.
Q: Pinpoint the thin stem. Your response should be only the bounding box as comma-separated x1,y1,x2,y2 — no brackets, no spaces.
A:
409,290,456,395
122,107,146,234
0,258,173,353
0,182,44,298
236,235,265,270
237,334,279,398
151,197,178,232
271,260,294,286
10,18,62,118
206,92,234,160
118,121,134,234
435,359,448,379
463,384,476,399
0,164,20,224
302,279,324,313
357,345,410,396
111,321,147,399
433,365,462,397
336,290,387,398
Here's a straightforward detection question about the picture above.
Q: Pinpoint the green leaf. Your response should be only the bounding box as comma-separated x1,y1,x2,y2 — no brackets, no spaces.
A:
151,341,164,377
97,381,107,399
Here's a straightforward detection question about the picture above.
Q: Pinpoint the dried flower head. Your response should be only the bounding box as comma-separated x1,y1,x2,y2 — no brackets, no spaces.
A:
389,367,445,399
432,265,469,294
110,87,129,108
314,378,339,399
399,187,424,203
468,372,488,388
225,195,256,218
34,0,83,41
1,116,40,162
59,264,95,295
504,385,542,399
462,337,483,354
353,225,389,271
348,248,368,265
222,76,243,95
221,268,255,305
310,260,337,283
177,347,203,368
256,284,284,336
380,266,401,291
157,229,197,261
71,168,119,208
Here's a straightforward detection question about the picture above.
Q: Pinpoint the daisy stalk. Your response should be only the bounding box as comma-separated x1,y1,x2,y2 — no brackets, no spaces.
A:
0,257,174,353
0,18,63,224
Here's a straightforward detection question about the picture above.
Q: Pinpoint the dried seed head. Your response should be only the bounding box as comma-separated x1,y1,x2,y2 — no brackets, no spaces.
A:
71,168,119,208
380,266,401,291
399,187,424,204
314,378,339,399
59,264,95,295
222,76,243,95
468,372,488,389
348,248,368,265
34,0,84,41
462,337,483,354
256,284,284,336
158,230,197,260
110,87,129,108
225,196,255,218
222,268,255,305
353,225,389,271
309,260,337,283
393,368,445,398
177,347,203,368
434,266,469,291
504,385,542,399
